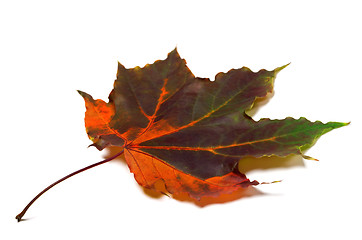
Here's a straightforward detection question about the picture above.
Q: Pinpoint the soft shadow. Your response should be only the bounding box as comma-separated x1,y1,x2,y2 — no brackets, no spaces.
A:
174,186,265,207
17,217,33,222
245,92,274,118
137,180,265,207
238,155,305,174
103,146,127,166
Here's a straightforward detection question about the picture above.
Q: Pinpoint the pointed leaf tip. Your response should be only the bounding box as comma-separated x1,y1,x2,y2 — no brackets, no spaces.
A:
274,63,290,74
328,121,350,129
168,47,181,58
77,90,94,101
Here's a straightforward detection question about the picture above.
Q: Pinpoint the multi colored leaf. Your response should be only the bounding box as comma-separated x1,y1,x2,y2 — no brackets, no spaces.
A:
78,49,347,200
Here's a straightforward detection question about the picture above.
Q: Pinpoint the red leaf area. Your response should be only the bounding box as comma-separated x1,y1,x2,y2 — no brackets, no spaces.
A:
79,49,346,203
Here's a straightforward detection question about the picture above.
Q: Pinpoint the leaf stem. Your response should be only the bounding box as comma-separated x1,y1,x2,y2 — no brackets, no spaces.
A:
15,149,125,222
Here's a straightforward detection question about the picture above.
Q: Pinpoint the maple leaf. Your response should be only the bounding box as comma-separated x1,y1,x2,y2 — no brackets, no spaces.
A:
15,49,348,222
77,49,347,200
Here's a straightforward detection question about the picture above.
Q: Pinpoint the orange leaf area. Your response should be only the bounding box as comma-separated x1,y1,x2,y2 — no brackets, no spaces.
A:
83,98,114,134
124,148,258,200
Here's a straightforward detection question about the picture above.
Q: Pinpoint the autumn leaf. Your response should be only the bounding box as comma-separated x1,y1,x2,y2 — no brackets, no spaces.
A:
15,49,348,222
77,49,347,200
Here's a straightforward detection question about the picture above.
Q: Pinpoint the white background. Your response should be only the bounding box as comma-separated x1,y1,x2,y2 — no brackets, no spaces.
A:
1,0,361,239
